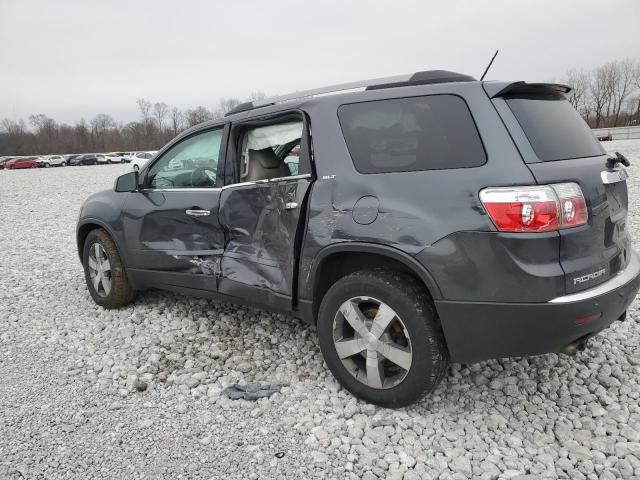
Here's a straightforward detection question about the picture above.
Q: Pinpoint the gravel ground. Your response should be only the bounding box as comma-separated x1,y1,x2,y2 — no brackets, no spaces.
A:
2,140,640,480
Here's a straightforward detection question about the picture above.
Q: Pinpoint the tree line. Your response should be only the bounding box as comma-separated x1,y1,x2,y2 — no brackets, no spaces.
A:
2,58,640,156
564,58,640,128
0,91,266,156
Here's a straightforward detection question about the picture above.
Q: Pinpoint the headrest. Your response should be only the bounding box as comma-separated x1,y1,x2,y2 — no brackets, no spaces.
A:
248,148,281,169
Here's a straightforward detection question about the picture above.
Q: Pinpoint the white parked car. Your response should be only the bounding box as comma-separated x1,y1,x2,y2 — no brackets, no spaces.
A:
95,154,108,165
129,151,156,171
48,155,66,167
105,152,126,164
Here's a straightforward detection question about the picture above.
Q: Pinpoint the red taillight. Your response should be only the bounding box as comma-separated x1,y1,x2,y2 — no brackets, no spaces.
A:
479,183,587,233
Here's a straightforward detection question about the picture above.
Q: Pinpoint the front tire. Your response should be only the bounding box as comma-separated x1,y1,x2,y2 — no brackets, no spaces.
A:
317,269,448,408
82,229,135,308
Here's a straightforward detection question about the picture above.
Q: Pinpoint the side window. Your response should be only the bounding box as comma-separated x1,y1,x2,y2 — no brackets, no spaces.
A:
146,129,223,189
238,121,303,182
338,95,486,173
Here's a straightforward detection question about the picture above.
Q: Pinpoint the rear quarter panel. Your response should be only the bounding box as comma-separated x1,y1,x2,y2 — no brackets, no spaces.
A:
298,82,550,302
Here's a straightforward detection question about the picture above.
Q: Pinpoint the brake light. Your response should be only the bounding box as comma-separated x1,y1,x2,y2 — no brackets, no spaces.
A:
479,183,587,233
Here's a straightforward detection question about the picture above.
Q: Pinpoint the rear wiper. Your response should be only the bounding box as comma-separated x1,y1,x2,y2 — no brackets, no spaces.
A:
606,152,630,169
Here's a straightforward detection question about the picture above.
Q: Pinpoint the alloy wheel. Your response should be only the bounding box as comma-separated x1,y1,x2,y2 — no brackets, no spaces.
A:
87,243,112,297
333,296,412,389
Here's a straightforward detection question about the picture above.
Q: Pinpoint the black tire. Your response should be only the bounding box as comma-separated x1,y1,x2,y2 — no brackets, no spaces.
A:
82,228,135,308
317,269,448,408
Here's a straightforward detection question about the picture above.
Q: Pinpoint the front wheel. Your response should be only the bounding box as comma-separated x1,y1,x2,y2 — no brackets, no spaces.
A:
317,269,448,408
82,228,135,308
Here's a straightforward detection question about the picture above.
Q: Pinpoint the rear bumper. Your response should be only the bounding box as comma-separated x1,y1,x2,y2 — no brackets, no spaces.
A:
436,252,640,363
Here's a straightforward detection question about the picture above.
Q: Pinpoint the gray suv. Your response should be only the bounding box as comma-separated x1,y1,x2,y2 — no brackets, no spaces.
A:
77,70,640,407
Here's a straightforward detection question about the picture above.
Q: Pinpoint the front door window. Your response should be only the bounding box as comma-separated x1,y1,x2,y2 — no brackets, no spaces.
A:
146,129,223,189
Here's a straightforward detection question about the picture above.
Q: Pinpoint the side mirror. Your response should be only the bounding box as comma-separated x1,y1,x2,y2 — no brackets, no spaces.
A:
115,171,138,192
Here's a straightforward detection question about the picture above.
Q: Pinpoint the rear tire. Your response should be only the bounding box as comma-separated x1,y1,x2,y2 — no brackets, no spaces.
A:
82,228,135,308
317,269,448,408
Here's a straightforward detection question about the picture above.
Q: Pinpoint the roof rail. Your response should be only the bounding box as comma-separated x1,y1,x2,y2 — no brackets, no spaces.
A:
224,70,475,117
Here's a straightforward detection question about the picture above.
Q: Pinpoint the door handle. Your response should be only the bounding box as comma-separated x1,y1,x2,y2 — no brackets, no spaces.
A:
186,209,210,216
285,202,298,210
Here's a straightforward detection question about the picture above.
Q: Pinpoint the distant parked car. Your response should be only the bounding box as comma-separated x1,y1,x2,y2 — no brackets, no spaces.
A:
0,157,16,169
37,156,52,168
47,155,67,167
64,154,81,165
95,154,110,165
70,154,98,166
5,157,38,169
105,152,127,163
130,152,156,171
597,132,613,141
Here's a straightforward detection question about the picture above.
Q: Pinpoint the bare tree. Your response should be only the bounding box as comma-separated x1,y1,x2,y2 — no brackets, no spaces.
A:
136,98,152,122
610,59,635,126
565,69,591,120
212,97,242,119
170,107,183,136
184,106,213,127
153,102,169,133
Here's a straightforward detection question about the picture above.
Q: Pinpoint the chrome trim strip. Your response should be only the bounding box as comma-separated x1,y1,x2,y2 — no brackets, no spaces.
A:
549,252,639,303
221,174,311,190
601,167,628,185
140,188,222,192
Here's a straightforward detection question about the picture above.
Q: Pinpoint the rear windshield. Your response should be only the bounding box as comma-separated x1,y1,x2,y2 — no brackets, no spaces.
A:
338,95,486,174
506,95,604,162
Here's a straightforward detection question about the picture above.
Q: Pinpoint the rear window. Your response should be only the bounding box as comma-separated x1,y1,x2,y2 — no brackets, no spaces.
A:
338,95,486,174
506,95,604,161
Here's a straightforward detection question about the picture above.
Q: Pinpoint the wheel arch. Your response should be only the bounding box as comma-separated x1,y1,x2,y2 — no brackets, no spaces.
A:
302,242,442,324
76,219,126,267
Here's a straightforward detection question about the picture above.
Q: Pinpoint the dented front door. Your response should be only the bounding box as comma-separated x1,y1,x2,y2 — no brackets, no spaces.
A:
217,176,311,310
123,189,225,290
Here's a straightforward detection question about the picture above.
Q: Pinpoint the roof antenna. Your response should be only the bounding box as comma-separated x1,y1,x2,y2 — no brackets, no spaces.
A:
479,49,499,81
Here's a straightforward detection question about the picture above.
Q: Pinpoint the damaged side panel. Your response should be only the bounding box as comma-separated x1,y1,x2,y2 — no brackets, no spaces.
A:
122,189,225,290
217,178,311,309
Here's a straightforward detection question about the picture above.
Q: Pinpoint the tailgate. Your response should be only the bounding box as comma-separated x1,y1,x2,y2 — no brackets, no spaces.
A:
528,157,630,293
491,84,631,295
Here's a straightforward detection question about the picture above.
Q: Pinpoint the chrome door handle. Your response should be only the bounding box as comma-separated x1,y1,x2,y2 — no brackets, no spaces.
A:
186,209,210,216
285,202,298,210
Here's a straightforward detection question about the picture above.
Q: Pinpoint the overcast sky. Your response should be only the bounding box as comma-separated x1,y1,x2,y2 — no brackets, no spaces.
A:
1,0,638,125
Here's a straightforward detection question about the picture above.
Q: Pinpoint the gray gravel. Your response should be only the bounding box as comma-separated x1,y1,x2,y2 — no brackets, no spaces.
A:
2,140,640,479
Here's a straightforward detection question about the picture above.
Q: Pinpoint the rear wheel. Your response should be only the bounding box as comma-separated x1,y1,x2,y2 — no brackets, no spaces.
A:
317,269,448,408
82,229,135,308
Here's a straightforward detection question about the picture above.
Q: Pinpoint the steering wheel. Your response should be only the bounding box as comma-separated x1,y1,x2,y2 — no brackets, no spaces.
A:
190,166,217,187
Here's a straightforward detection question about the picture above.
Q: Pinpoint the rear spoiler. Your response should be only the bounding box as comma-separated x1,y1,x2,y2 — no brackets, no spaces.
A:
483,81,572,98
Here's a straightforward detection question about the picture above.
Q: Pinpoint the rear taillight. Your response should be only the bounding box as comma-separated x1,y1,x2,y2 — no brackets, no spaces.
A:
479,183,587,233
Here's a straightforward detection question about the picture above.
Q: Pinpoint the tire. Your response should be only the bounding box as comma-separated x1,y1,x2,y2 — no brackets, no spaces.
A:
317,269,448,408
45,163,50,168
82,228,135,309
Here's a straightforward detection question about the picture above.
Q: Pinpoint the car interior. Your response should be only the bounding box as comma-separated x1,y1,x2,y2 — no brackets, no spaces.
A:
238,121,303,182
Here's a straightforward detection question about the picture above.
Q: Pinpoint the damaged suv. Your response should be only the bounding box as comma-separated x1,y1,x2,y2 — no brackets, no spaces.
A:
77,70,640,407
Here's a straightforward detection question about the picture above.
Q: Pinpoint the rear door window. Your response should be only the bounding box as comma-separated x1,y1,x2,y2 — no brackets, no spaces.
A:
338,95,486,174
505,94,604,161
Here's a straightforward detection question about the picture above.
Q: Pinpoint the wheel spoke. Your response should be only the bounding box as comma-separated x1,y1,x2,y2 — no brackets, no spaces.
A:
101,275,112,295
378,343,412,371
94,243,101,261
366,351,384,388
92,273,101,292
370,303,396,338
88,257,98,270
334,338,365,359
101,258,111,273
339,301,369,336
